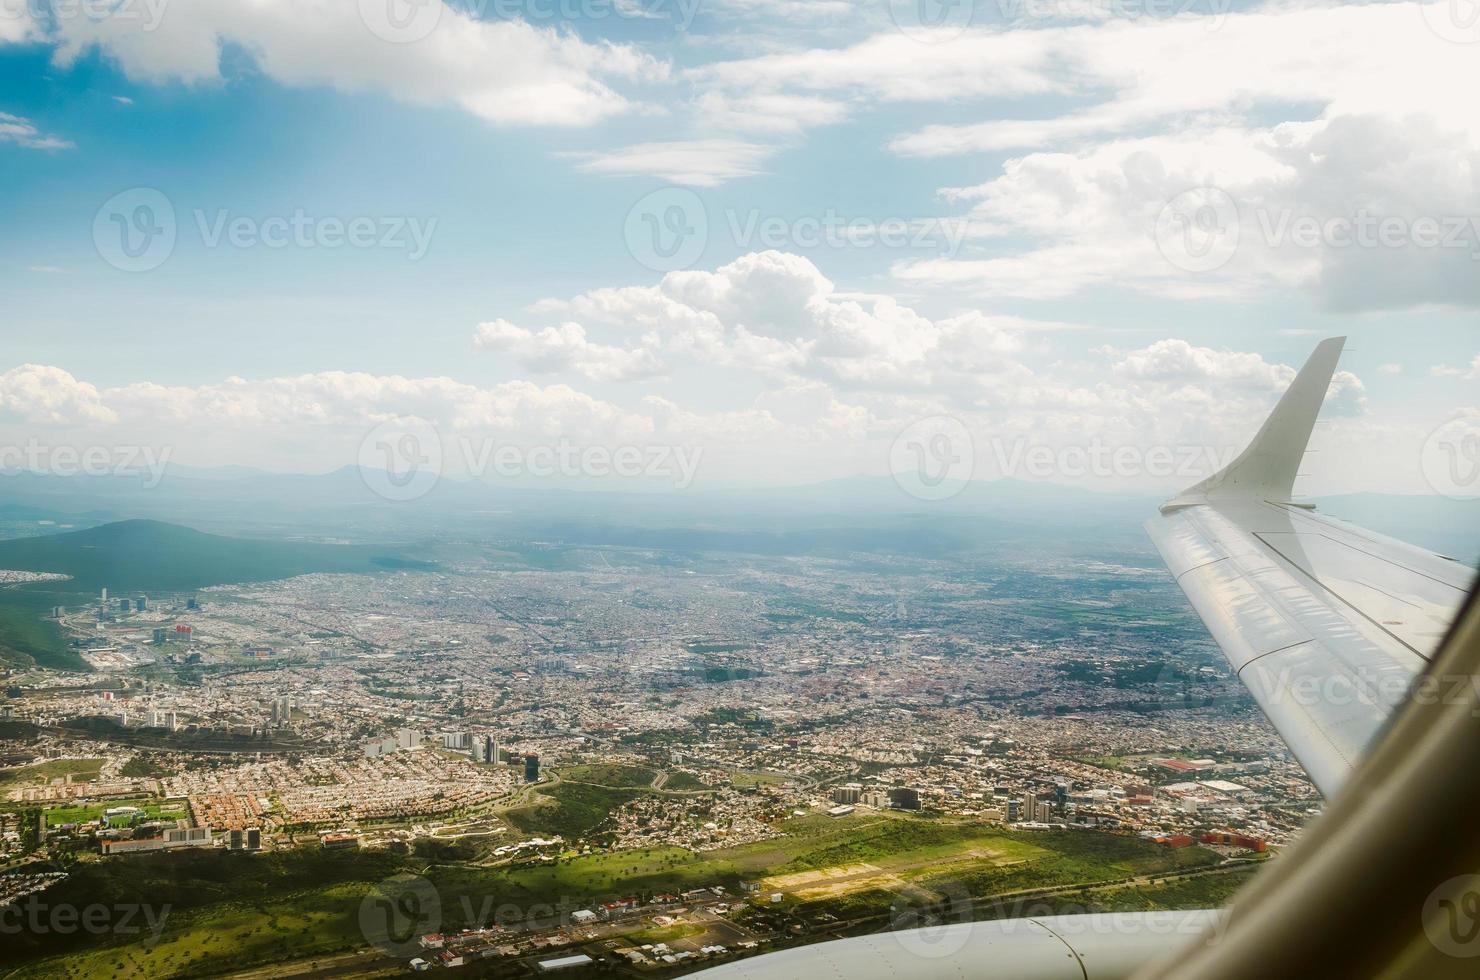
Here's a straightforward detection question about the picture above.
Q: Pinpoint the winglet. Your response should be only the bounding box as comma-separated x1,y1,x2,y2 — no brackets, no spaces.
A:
1161,337,1346,512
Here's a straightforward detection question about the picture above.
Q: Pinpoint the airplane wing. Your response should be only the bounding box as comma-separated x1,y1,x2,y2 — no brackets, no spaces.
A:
1145,337,1473,797
690,338,1473,980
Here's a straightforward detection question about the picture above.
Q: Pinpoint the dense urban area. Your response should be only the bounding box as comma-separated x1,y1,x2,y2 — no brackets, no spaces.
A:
0,515,1318,979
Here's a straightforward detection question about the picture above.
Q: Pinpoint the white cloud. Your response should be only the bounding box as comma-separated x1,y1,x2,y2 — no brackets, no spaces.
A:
34,0,664,127
892,116,1480,309
691,92,849,136
0,111,72,150
1430,354,1480,380
0,365,117,424
473,319,665,381
569,139,778,186
1379,363,1405,376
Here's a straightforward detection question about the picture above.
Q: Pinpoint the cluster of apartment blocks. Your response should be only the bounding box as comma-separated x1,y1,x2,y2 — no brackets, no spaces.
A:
364,727,541,782
830,784,921,811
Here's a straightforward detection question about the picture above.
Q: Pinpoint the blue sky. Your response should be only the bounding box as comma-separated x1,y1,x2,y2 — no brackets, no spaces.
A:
0,0,1477,496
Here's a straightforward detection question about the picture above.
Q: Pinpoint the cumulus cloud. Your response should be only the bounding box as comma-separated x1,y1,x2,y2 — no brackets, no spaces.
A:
690,4,1480,311
0,365,117,424
528,250,1038,393
473,319,665,381
29,0,662,127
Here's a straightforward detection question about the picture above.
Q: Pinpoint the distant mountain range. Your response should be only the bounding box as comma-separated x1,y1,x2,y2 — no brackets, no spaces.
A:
0,467,1474,562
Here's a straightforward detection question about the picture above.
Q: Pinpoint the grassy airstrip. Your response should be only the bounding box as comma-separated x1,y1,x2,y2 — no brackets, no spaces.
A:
1,810,1223,979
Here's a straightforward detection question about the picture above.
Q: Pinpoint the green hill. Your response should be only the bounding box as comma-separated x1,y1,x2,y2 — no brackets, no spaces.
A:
0,519,430,591
0,520,434,670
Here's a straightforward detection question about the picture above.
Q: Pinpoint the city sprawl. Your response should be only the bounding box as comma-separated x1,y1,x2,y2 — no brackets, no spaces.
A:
1,532,1320,977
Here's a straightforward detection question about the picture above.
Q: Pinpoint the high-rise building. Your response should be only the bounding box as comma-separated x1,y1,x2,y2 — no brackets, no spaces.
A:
229,829,245,850
118,598,131,613
470,733,489,762
186,597,199,611
396,728,421,750
135,596,148,612
246,827,262,851
888,787,922,811
484,735,498,765
524,754,540,782
832,784,862,805
101,587,108,603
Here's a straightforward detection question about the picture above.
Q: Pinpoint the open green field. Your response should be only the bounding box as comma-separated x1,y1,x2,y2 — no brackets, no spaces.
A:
503,782,642,839
0,757,104,790
43,797,188,826
0,814,1229,979
560,764,659,789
